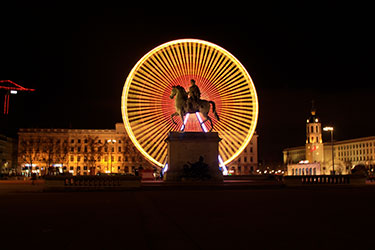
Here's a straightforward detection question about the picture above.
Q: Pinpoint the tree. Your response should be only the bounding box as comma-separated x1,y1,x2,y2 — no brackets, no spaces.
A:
18,137,41,176
41,137,56,175
54,137,70,174
83,136,104,175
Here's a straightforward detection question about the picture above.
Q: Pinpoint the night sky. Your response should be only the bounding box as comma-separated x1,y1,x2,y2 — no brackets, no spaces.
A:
2,5,373,163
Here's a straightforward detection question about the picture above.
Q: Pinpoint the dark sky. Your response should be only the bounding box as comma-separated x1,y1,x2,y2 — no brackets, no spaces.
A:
1,5,373,163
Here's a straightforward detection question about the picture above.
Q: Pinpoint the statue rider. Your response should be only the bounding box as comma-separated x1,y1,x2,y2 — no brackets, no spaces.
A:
188,79,201,111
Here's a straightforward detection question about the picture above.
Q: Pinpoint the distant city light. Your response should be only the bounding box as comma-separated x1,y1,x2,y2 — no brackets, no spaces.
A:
298,160,310,164
323,127,333,131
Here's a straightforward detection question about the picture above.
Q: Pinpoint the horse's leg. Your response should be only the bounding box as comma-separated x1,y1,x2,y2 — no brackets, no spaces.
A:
198,103,210,124
206,116,213,132
171,112,179,125
180,112,186,131
200,107,214,132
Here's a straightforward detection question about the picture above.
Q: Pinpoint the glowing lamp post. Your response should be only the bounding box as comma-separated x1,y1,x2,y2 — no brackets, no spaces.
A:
323,127,334,175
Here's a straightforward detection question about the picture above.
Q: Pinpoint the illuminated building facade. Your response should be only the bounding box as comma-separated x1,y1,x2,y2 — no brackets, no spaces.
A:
227,133,258,175
0,134,17,175
17,123,153,176
283,108,375,175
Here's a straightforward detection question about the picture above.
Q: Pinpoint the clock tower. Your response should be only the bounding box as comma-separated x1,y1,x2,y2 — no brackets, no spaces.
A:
305,103,324,163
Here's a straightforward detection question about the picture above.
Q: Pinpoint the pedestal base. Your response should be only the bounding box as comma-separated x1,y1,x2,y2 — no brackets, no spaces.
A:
164,132,223,182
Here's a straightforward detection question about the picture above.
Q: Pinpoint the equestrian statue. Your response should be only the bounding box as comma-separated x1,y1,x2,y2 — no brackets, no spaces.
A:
170,79,219,132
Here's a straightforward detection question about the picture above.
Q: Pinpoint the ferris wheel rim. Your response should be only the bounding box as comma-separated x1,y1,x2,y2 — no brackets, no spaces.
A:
122,38,259,168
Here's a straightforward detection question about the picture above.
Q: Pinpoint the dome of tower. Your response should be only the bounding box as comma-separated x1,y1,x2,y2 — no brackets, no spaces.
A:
307,102,320,123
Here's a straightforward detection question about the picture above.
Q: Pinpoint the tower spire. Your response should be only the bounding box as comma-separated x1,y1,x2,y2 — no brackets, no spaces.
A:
311,100,316,116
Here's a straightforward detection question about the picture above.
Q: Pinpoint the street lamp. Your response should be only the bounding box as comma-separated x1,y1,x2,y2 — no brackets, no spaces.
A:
323,127,334,175
107,139,116,173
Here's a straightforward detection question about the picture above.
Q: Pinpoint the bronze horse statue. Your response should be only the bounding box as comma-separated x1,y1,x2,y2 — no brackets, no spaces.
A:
170,85,219,132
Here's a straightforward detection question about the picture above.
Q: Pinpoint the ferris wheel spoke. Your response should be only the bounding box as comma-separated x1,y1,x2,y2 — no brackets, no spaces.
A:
206,57,233,86
155,50,181,83
144,58,174,87
122,39,258,168
163,48,184,82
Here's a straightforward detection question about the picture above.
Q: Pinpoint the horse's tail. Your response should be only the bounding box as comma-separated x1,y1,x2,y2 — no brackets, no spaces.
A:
209,101,220,121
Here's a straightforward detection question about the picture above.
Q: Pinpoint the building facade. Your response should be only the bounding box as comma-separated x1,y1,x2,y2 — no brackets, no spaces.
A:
227,133,258,175
18,123,153,176
17,123,258,176
283,108,375,175
0,134,17,175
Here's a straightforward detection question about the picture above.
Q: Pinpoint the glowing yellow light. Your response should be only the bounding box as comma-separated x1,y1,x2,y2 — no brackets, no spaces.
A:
323,127,333,131
121,39,259,167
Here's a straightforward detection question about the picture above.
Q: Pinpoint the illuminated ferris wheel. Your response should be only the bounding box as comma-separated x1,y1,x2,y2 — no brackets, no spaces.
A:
121,39,258,169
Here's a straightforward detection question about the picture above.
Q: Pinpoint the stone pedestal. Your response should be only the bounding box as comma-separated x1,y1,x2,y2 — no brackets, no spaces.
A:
164,132,223,182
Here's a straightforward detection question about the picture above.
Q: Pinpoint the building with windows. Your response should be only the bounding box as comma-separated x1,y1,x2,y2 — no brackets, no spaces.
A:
17,123,153,176
227,133,258,175
17,123,259,176
283,107,375,175
0,134,17,175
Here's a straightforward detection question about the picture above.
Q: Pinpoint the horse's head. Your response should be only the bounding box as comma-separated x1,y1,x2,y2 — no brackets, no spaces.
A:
170,85,187,100
170,86,177,99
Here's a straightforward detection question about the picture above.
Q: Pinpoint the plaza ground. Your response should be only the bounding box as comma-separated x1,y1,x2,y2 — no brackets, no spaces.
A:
1,185,375,249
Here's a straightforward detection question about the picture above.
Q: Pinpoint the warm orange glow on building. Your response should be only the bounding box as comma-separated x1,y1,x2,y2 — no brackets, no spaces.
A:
17,124,153,176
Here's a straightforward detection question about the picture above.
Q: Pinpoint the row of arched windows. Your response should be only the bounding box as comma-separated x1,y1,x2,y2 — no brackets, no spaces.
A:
292,167,317,176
